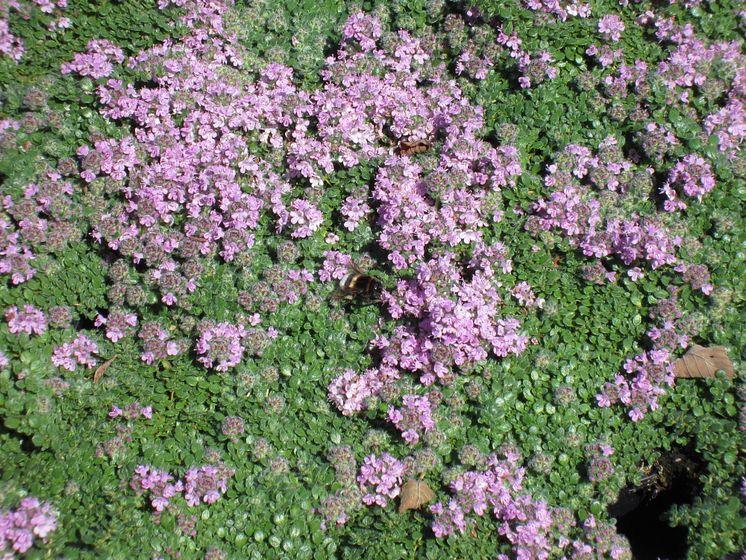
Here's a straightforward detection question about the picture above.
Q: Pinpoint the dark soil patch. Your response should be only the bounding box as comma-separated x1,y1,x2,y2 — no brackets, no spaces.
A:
610,450,701,560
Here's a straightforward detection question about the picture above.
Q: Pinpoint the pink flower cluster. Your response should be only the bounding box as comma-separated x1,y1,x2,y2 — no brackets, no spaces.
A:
327,368,382,416
529,138,681,270
523,0,592,21
51,334,99,371
60,39,124,79
703,99,746,159
431,451,526,538
638,13,745,156
357,453,406,507
661,154,716,211
340,193,371,232
566,515,631,559
387,394,436,445
0,19,24,62
675,262,713,295
130,465,184,513
598,15,625,42
0,497,58,556
432,453,631,558
1,170,81,285
511,281,546,308
327,245,530,443
238,265,314,313
340,12,382,52
318,251,353,283
183,464,235,506
109,402,153,420
195,322,246,372
138,322,188,365
95,309,138,343
597,288,695,421
5,304,46,336
288,199,324,238
585,442,616,482
495,26,558,88
130,463,234,513
585,43,623,70
455,47,495,82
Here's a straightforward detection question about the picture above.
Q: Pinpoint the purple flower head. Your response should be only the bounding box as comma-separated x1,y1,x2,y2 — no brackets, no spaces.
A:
139,322,186,365
387,394,436,445
60,39,124,79
328,368,383,416
598,15,625,42
357,453,406,508
341,13,382,52
195,322,246,372
182,464,235,507
51,334,98,371
0,497,58,554
130,465,183,512
95,310,138,342
288,199,324,238
221,416,245,440
5,305,47,336
662,154,716,209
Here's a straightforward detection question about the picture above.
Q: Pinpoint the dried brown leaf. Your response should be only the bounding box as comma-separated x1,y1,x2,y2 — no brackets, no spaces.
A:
93,355,117,383
673,345,733,379
398,479,435,514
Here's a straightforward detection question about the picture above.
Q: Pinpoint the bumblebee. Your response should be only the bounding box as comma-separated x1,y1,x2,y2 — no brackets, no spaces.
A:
333,264,383,303
396,138,433,156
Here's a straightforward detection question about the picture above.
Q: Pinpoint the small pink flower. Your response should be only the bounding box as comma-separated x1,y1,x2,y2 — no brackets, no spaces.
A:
627,267,644,281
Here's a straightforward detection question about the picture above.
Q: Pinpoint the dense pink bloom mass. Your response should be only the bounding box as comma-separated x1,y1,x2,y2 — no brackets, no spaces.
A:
0,497,58,555
5,304,47,335
51,334,99,371
183,464,235,506
529,138,681,270
357,453,406,507
388,394,436,445
661,154,716,211
327,368,383,416
598,15,625,42
0,170,81,286
60,39,124,78
130,463,234,512
307,8,534,456
430,453,631,558
195,322,246,371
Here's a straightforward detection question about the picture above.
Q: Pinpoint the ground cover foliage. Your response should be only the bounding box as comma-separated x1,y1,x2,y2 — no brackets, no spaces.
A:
0,0,744,558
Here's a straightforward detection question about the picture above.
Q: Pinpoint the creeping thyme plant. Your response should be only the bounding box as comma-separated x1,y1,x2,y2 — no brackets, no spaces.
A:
0,0,744,558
